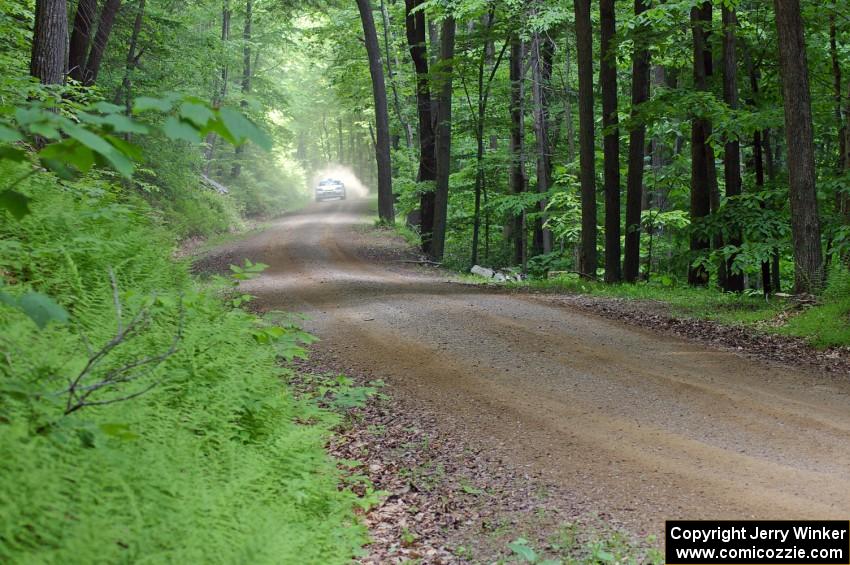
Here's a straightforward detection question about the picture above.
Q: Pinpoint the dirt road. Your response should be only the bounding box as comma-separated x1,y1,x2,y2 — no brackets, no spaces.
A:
214,198,850,535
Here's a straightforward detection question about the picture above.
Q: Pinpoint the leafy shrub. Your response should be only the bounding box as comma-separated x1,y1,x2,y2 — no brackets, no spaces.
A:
0,163,366,563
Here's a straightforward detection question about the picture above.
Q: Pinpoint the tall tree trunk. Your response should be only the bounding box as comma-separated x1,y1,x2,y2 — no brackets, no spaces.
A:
430,16,456,260
471,47,486,266
356,0,395,224
68,0,97,82
574,0,598,278
600,0,621,283
701,2,725,289
231,0,252,178
380,0,413,150
688,5,712,286
530,31,553,257
721,5,744,291
509,34,528,268
470,16,505,266
774,0,824,293
204,0,231,175
563,38,576,164
763,127,782,291
83,0,121,85
830,4,850,261
338,117,344,162
30,0,68,85
831,7,845,171
748,54,772,294
405,0,436,252
113,0,144,117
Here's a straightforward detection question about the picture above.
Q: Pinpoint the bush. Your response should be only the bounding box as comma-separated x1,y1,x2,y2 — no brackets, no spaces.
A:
0,163,366,563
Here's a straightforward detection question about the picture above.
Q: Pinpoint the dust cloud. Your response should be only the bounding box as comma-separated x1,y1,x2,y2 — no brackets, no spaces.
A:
311,165,370,199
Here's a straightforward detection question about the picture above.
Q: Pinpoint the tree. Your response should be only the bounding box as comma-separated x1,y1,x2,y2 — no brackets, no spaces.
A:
405,0,436,252
573,0,597,279
529,25,553,257
469,12,506,266
30,0,68,85
430,15,456,261
232,0,253,178
114,0,146,113
773,0,824,293
600,0,620,283
623,0,649,283
356,0,395,224
509,33,527,268
721,5,743,292
68,0,97,82
688,4,712,287
84,0,122,85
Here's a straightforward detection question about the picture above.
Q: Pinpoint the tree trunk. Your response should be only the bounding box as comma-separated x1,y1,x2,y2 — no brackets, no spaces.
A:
470,14,504,266
830,4,850,260
231,0,252,178
430,16,456,261
84,0,121,85
748,53,772,294
356,0,395,224
721,5,744,291
530,31,553,257
114,0,145,114
509,34,527,268
30,0,68,85
405,0,436,252
773,0,824,293
563,38,576,164
700,2,725,289
68,0,97,82
688,5,712,286
380,0,413,150
204,0,231,175
600,0,621,283
574,0,598,278
831,7,845,171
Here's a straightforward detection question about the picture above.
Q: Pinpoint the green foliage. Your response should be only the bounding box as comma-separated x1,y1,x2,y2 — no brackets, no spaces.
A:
0,164,366,562
780,267,850,348
503,525,663,565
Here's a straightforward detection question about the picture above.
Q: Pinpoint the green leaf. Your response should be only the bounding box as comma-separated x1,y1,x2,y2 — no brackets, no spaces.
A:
28,122,61,140
101,113,149,134
63,123,115,155
219,108,272,150
0,189,31,219
133,96,173,113
40,139,95,174
508,538,538,563
162,116,201,143
0,146,27,162
180,102,214,127
104,135,143,161
202,117,238,145
91,101,125,114
99,423,140,441
0,125,22,142
63,123,134,177
0,291,69,328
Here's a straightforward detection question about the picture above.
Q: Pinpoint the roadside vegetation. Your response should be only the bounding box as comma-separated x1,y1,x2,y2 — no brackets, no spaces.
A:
507,268,850,349
0,0,366,562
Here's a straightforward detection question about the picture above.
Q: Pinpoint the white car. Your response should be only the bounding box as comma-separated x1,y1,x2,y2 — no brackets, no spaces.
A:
316,179,346,201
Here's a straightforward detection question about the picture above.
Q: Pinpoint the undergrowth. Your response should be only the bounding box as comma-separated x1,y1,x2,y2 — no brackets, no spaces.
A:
503,273,850,348
0,162,366,563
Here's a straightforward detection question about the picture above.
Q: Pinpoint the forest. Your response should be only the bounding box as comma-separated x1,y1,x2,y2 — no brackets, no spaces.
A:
346,0,846,297
2,0,850,562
